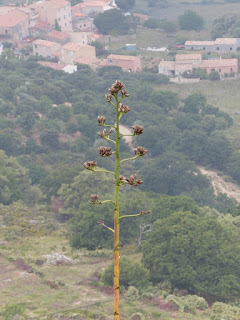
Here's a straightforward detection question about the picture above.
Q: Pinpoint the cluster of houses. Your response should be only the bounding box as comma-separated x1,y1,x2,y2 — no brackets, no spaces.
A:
0,0,143,73
159,53,238,77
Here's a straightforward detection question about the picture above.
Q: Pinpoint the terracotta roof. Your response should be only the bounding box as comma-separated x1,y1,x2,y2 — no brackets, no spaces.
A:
90,33,100,39
77,1,110,8
43,0,71,9
0,8,29,27
107,54,140,61
34,39,58,48
176,54,201,61
185,40,215,46
0,6,16,15
201,58,238,68
74,12,87,17
158,60,175,69
62,42,92,51
133,13,148,21
215,38,239,45
47,30,69,41
74,56,100,65
38,61,66,70
33,20,51,30
174,63,193,71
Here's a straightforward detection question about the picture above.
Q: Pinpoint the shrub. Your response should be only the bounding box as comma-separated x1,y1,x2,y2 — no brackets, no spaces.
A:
102,257,150,290
2,303,27,320
124,286,140,301
211,302,240,320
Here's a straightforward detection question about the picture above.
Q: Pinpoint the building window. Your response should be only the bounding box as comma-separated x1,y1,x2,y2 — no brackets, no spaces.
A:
5,29,8,34
231,68,233,72
109,59,112,64
64,15,66,19
216,47,219,50
35,44,37,48
230,47,232,50
203,47,205,50
191,47,193,50
193,60,197,64
58,17,61,21
219,68,221,72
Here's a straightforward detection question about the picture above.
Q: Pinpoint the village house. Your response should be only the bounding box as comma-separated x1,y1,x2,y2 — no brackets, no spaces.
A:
158,53,238,77
72,12,94,31
158,60,192,76
201,58,238,76
67,31,99,45
33,39,61,58
105,54,142,72
33,0,72,31
46,29,70,44
0,8,31,43
133,13,148,22
175,53,202,68
71,0,114,15
185,38,240,52
59,42,96,64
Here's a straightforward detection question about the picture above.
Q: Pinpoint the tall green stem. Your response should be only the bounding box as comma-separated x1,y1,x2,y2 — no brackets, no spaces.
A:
114,93,120,320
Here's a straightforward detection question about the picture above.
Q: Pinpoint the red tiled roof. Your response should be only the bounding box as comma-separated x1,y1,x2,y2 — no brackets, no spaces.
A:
215,38,238,45
0,8,28,27
176,54,201,60
33,20,51,31
33,39,59,48
47,30,69,41
185,40,215,46
201,58,238,68
107,54,140,61
62,42,92,51
38,61,66,70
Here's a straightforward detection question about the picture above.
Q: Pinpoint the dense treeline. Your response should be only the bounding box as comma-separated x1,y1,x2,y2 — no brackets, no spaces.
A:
1,54,240,299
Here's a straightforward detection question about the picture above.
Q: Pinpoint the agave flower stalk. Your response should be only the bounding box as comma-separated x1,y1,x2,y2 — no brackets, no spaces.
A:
84,81,149,320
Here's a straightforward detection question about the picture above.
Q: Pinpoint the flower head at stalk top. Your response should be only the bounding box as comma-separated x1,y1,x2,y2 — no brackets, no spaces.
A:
97,116,106,125
120,174,143,186
90,194,101,204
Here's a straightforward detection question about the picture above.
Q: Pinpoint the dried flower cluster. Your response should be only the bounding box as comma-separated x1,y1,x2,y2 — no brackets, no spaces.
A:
98,146,112,157
139,210,152,216
91,194,101,204
97,116,106,125
120,174,143,186
83,161,97,170
106,80,129,103
132,125,143,135
133,146,147,156
118,103,131,113
98,128,113,138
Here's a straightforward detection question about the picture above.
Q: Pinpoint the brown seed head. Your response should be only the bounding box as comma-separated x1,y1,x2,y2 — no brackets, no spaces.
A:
91,194,101,204
98,146,112,157
119,103,131,113
133,146,147,156
83,161,97,170
105,94,112,102
125,174,143,186
98,129,107,138
132,125,143,135
109,80,125,95
121,90,129,98
97,220,104,225
97,116,106,125
139,210,152,216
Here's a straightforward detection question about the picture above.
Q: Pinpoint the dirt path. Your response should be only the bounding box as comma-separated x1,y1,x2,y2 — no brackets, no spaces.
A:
198,166,240,202
119,124,134,149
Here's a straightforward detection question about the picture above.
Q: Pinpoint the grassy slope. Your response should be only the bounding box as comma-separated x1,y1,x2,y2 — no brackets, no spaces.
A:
0,233,212,319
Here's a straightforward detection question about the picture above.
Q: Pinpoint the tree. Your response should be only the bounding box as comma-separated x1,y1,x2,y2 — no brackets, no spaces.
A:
178,10,204,31
209,71,220,81
0,150,32,205
182,93,206,114
93,9,130,35
142,211,240,297
150,90,178,114
116,0,135,11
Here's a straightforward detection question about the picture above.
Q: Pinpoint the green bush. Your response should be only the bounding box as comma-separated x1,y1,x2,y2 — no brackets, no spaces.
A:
166,294,207,314
2,303,27,320
211,302,240,320
124,286,140,301
102,257,150,290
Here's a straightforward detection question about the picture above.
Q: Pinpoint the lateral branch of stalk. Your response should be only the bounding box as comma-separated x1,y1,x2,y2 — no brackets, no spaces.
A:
97,220,114,233
120,210,151,220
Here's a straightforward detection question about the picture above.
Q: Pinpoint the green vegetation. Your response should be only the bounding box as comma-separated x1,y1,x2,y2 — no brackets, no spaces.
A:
178,10,204,31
